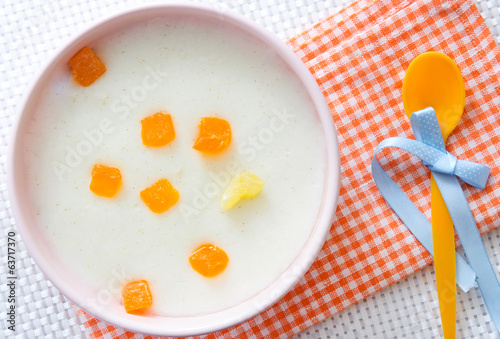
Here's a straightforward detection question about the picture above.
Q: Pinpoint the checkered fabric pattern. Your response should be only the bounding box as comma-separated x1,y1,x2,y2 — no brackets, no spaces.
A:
76,0,500,337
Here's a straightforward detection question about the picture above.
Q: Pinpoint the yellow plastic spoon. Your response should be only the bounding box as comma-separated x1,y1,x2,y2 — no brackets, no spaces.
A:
402,52,465,339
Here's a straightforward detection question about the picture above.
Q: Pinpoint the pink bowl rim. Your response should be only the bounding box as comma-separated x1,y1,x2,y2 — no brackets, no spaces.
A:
7,2,341,337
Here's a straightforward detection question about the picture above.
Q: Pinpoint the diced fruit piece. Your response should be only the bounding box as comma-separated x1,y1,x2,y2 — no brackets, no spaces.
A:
189,244,229,277
140,178,179,213
89,164,122,198
141,112,175,147
193,117,231,154
121,280,152,313
221,173,264,210
69,46,106,87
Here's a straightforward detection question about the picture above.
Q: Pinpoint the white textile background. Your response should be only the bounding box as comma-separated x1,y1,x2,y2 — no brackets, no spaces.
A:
1,0,499,338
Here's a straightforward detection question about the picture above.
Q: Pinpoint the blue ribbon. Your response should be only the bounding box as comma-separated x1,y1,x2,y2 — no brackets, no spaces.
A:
372,107,500,333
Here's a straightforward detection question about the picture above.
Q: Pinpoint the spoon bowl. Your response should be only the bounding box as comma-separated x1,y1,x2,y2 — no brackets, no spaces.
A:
403,52,465,140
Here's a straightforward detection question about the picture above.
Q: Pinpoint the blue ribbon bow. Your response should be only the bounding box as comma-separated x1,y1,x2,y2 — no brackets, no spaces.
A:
372,107,500,333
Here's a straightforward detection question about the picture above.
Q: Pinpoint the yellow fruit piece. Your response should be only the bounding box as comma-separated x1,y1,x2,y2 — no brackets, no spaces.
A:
193,117,231,154
89,164,122,198
189,244,229,277
140,178,179,213
121,280,152,313
221,173,264,210
141,112,175,147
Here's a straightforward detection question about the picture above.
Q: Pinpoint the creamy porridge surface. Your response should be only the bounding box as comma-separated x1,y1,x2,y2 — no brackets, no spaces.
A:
24,16,327,316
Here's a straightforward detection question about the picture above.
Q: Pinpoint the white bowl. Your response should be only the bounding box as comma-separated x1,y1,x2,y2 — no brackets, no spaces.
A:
8,3,340,337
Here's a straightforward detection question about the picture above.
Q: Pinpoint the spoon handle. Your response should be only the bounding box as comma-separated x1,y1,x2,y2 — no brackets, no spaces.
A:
431,175,456,339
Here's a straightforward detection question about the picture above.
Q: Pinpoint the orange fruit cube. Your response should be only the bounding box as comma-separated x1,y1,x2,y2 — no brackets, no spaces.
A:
141,112,175,147
189,244,229,277
69,46,106,87
193,117,231,154
121,280,152,313
140,178,179,213
89,164,122,198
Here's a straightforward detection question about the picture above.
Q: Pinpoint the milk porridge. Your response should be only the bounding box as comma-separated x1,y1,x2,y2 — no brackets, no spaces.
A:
23,16,327,316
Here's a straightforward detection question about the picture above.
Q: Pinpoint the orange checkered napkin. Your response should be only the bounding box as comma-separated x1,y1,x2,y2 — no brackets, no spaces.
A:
78,0,500,337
